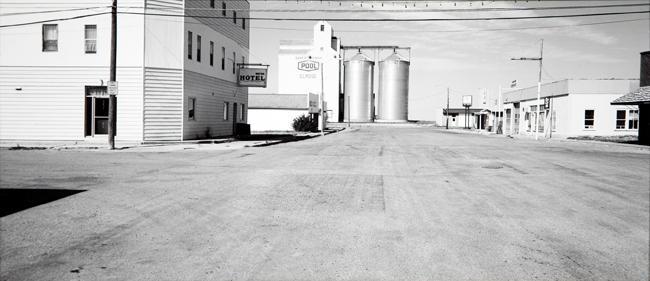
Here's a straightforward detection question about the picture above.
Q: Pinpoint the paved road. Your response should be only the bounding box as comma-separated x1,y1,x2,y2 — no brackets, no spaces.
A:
1,127,649,281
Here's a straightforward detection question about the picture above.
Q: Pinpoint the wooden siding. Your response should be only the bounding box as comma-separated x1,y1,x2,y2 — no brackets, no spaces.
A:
0,66,143,141
144,67,183,141
146,0,183,10
184,0,249,48
183,70,248,139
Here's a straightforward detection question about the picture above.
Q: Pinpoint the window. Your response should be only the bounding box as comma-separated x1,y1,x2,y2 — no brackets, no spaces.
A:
320,24,325,31
188,97,196,120
222,2,226,16
242,17,246,30
584,110,594,129
84,25,97,54
210,0,215,8
629,110,639,129
616,110,626,129
232,52,236,74
221,47,225,70
223,102,229,120
187,31,192,60
209,41,214,66
233,11,237,24
240,103,245,121
196,35,202,62
42,24,58,52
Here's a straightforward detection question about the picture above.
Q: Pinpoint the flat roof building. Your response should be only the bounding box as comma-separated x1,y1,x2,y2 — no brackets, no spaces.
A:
502,79,639,139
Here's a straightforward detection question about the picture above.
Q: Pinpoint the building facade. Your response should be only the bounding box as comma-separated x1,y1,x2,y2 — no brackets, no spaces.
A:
0,0,250,142
502,79,639,138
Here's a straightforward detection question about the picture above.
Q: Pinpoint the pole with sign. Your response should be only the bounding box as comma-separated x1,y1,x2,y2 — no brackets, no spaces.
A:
108,0,117,149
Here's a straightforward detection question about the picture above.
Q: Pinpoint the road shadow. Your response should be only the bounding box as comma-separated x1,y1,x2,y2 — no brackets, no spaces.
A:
0,188,86,217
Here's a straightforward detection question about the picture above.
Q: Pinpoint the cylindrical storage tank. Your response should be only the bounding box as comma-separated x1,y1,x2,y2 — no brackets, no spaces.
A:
378,52,409,122
344,53,374,122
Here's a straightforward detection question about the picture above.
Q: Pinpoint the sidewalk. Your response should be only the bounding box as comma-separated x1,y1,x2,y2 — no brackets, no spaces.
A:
0,129,342,152
435,126,650,151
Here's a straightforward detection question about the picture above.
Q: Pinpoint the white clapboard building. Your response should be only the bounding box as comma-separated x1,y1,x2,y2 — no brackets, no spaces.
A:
0,0,250,142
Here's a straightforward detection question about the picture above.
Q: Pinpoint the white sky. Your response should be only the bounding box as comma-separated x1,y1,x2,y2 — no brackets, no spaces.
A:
248,0,650,120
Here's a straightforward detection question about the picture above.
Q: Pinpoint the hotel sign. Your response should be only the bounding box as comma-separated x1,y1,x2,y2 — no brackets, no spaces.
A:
238,67,267,87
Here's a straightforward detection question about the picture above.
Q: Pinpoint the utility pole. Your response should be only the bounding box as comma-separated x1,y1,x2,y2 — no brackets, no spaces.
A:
446,87,450,129
511,39,544,140
108,0,117,149
319,62,324,136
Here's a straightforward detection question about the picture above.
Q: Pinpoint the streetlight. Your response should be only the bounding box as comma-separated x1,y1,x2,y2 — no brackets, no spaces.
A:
511,39,544,140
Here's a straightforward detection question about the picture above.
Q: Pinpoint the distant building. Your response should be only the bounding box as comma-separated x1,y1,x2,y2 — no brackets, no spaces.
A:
0,0,250,142
248,93,318,131
502,79,639,138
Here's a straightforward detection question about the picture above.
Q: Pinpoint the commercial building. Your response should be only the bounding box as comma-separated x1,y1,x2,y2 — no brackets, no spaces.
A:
246,21,339,132
502,79,639,138
611,51,650,145
0,0,250,142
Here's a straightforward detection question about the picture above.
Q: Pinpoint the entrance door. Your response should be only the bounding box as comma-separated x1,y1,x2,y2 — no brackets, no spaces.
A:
85,86,113,137
232,102,238,135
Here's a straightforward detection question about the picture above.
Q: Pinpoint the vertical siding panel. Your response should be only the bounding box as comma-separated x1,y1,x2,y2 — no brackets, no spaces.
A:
144,67,183,141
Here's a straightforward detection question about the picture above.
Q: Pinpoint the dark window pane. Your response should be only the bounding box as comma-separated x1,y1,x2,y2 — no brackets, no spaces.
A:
616,120,625,129
616,110,626,120
95,118,108,134
584,110,594,119
95,98,109,117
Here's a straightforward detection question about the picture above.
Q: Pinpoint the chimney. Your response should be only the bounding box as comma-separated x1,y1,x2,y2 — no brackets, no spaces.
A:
641,51,649,87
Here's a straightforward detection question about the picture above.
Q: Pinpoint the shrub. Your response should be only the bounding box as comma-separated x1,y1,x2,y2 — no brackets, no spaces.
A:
292,114,317,132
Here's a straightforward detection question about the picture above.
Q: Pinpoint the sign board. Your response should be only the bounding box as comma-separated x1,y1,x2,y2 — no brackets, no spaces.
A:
297,60,320,72
238,67,267,87
308,93,319,114
107,81,118,96
510,80,517,88
462,95,473,107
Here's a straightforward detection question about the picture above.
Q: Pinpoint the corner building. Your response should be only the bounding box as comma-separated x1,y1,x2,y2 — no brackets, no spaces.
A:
0,0,250,142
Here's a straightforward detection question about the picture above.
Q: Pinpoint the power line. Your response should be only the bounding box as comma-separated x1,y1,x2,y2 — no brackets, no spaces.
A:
250,18,649,32
122,2,650,13
118,9,650,21
1,6,647,28
0,6,109,16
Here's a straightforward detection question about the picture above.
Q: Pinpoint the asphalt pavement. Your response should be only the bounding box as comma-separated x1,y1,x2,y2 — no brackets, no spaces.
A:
1,126,648,281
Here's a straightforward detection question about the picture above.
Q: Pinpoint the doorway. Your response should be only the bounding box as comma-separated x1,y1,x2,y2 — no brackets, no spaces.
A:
85,86,115,137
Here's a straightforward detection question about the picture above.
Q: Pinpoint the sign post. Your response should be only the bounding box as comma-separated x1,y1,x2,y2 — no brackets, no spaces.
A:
462,95,472,129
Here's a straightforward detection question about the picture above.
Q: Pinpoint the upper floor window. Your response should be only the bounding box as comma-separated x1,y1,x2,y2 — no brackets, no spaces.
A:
242,17,246,30
233,11,237,24
584,110,594,129
84,25,97,54
196,35,202,62
232,52,236,74
42,24,58,52
320,24,325,31
209,41,214,66
210,0,215,8
187,31,193,60
222,2,226,16
221,46,225,70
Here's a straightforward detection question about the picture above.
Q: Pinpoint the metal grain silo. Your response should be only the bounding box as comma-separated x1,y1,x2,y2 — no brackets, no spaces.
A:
378,52,409,121
344,53,374,122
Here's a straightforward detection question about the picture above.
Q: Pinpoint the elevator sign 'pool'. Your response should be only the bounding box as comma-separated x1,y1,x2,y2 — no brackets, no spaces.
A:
298,60,320,72
238,67,268,87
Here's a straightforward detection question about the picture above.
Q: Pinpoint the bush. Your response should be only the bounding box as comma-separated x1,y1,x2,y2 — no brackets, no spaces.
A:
292,114,317,132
